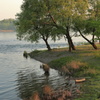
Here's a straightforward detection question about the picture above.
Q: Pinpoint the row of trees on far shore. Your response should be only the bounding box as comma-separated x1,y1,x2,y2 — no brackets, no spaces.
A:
15,0,100,51
0,19,16,31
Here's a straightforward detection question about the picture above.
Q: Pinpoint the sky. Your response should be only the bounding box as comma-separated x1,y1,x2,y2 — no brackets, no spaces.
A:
0,0,23,20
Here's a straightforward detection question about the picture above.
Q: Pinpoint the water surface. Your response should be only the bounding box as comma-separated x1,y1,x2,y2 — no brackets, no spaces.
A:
0,32,89,100
0,32,68,100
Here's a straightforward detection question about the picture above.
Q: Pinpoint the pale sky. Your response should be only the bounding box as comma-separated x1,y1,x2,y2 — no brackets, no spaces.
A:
0,0,23,20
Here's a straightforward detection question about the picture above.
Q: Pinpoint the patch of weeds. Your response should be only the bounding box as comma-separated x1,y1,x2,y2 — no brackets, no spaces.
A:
48,56,75,69
65,61,88,77
67,61,88,69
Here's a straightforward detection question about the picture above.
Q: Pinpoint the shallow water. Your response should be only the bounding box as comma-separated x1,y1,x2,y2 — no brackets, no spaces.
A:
0,32,69,100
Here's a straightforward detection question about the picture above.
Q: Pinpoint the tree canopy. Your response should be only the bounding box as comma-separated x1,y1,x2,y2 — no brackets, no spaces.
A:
15,0,100,51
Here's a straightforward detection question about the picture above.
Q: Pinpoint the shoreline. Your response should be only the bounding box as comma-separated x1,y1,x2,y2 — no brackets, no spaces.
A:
27,44,100,99
29,44,100,64
0,30,15,32
28,48,74,64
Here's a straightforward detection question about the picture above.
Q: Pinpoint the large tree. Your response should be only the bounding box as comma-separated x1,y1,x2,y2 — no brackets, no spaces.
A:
15,0,54,51
45,0,76,51
73,18,98,49
72,0,100,49
45,0,90,51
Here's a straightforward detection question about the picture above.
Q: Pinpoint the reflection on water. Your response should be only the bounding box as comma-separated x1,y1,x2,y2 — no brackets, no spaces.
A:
0,32,68,100
0,32,84,100
16,61,67,99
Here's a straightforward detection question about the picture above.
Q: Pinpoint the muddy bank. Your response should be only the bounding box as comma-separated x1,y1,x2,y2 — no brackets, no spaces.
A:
28,50,75,64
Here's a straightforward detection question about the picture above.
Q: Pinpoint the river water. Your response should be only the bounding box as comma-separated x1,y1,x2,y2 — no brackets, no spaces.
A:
0,32,72,100
0,32,88,100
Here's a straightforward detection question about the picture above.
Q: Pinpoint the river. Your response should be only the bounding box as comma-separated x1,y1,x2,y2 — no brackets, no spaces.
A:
0,32,89,100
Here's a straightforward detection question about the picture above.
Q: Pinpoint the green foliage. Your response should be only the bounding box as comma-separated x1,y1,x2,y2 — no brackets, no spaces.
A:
87,0,100,37
72,0,100,46
15,0,100,50
15,0,52,41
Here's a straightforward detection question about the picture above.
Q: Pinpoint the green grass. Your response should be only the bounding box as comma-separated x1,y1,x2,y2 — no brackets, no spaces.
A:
29,49,47,57
48,56,75,69
76,76,100,100
48,44,100,100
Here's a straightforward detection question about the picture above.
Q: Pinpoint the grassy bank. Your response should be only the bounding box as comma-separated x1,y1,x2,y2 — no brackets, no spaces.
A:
48,45,100,100
29,44,100,100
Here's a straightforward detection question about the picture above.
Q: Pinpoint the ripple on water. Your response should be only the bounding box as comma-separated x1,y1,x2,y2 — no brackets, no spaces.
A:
0,32,76,100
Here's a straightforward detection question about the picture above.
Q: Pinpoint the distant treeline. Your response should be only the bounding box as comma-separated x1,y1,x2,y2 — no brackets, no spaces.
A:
0,19,16,31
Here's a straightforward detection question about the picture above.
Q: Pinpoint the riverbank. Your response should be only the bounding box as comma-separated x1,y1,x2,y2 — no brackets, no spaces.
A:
29,44,100,100
0,30,15,32
29,48,74,63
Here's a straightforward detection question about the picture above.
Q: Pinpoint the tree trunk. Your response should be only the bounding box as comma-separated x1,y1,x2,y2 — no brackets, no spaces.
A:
66,26,76,51
77,27,97,49
91,43,97,49
43,38,51,51
92,34,95,43
66,34,72,52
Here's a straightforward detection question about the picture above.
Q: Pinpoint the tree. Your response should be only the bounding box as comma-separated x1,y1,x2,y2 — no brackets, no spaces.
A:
72,0,100,49
88,0,100,44
15,0,53,51
45,0,90,51
45,0,76,51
